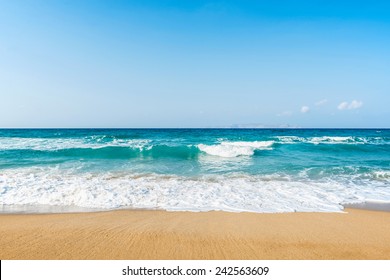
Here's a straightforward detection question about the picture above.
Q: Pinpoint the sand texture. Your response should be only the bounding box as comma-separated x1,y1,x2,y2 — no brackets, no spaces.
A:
1,208,390,259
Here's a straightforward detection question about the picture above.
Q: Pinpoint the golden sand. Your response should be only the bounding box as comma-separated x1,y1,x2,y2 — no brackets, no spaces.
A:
1,208,389,259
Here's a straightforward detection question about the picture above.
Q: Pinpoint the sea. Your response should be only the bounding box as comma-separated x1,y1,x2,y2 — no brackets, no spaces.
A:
0,129,389,213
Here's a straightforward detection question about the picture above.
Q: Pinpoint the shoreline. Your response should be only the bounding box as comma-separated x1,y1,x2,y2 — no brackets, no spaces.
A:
2,199,390,215
344,201,390,212
1,208,390,260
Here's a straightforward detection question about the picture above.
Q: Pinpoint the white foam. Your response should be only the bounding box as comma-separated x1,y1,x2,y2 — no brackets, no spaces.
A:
275,136,373,145
0,137,151,151
372,171,390,179
275,136,306,143
1,167,390,213
198,141,273,157
309,136,354,144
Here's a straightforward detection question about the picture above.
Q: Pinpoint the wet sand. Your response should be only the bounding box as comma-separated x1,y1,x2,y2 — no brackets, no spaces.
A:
1,208,389,259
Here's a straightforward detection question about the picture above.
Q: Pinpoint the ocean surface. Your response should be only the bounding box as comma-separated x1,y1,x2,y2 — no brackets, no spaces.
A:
0,129,389,213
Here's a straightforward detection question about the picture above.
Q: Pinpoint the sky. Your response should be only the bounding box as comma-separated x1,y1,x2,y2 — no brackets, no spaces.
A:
0,0,389,128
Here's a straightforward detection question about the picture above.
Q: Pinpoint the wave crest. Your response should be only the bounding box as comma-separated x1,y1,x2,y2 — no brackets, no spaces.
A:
198,141,274,157
275,136,389,145
0,137,152,151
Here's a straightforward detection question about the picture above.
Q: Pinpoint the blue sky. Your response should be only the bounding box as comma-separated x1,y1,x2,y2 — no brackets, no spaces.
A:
0,0,389,128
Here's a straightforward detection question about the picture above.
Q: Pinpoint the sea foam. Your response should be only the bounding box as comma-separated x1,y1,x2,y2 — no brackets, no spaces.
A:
275,135,388,145
1,167,390,213
198,141,273,157
0,137,152,151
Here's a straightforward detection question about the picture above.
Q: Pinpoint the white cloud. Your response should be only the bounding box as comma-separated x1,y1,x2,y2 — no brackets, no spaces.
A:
349,100,363,109
301,106,310,113
338,100,363,110
315,99,328,106
337,102,349,110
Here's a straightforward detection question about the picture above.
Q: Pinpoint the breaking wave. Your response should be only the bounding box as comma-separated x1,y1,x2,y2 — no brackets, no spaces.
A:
198,141,274,157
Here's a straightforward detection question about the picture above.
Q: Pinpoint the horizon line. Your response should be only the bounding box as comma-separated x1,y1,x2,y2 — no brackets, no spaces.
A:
1,127,389,130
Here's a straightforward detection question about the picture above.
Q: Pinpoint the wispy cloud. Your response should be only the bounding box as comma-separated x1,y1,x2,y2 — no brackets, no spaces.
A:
337,102,349,110
338,100,363,110
349,100,363,109
301,106,310,113
315,99,328,106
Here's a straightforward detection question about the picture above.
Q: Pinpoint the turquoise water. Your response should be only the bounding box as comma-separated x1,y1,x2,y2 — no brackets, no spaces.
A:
0,129,389,212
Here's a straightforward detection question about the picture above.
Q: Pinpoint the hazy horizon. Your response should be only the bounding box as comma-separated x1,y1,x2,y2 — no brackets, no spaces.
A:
1,126,389,129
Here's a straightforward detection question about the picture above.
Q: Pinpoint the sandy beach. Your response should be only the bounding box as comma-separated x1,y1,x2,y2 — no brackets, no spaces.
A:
0,208,389,260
